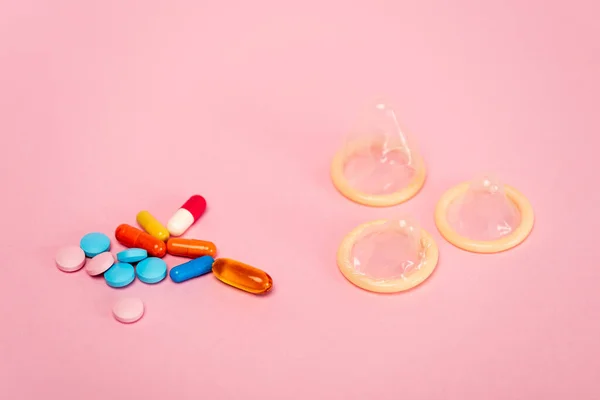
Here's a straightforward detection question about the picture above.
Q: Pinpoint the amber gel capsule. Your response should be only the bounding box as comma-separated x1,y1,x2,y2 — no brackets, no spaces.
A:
167,238,217,258
212,258,273,294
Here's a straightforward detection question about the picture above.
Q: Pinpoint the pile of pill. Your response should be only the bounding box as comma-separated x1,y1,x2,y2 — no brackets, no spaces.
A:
55,195,273,324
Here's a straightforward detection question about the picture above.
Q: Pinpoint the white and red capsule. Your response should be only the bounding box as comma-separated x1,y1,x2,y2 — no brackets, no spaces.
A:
167,195,206,236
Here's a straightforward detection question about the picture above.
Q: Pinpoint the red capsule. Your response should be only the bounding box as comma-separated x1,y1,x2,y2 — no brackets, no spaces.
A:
167,195,207,236
115,224,166,258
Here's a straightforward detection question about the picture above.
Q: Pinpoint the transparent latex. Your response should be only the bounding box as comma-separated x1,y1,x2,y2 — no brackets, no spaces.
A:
350,218,428,281
446,175,521,241
342,101,422,195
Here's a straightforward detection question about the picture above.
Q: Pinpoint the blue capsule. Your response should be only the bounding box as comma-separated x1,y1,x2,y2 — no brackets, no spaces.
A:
170,255,214,283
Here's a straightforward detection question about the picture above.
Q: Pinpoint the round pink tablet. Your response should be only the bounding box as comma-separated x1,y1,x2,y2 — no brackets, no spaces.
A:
55,245,86,272
86,252,115,276
112,298,145,324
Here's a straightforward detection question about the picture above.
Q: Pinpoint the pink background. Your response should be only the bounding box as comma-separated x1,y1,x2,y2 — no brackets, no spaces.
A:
1,1,599,399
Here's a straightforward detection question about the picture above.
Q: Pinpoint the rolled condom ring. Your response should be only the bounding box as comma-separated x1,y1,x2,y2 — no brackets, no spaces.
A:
331,101,426,207
435,175,534,253
337,217,439,293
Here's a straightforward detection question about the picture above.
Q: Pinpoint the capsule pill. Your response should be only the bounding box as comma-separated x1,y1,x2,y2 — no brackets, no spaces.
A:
167,195,206,236
212,258,273,294
167,238,217,258
115,224,167,258
170,255,214,283
136,211,170,241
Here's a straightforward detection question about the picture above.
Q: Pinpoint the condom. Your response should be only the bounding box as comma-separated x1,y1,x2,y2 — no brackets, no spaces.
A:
330,101,426,207
435,175,534,253
337,217,439,293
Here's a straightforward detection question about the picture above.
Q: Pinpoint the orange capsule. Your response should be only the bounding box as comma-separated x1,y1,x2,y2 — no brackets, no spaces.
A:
115,224,166,258
167,238,217,258
212,258,273,294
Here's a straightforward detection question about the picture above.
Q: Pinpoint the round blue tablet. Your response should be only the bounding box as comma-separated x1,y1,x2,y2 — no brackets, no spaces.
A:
136,257,167,284
117,248,147,263
104,262,135,288
80,232,111,257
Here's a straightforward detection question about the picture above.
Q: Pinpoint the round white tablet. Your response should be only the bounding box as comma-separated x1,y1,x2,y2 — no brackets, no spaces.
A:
112,298,145,324
86,252,114,276
55,245,86,272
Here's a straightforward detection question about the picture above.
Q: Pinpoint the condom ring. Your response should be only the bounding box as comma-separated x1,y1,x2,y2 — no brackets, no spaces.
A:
330,101,427,207
337,219,439,293
435,181,534,253
331,146,426,207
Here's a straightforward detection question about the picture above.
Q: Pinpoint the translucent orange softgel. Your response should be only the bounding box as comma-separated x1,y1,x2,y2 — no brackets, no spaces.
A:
337,218,439,293
212,258,273,294
435,175,534,253
331,101,426,207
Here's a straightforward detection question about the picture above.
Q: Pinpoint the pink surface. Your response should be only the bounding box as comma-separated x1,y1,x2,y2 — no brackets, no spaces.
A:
1,1,599,399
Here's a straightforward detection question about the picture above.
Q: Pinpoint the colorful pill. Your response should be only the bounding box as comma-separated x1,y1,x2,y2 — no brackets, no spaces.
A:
112,297,145,324
167,195,206,236
166,238,217,258
117,248,148,263
80,232,111,257
136,211,170,241
115,224,167,258
104,262,135,288
212,258,273,294
86,252,114,276
55,245,86,272
170,255,214,283
136,257,167,284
